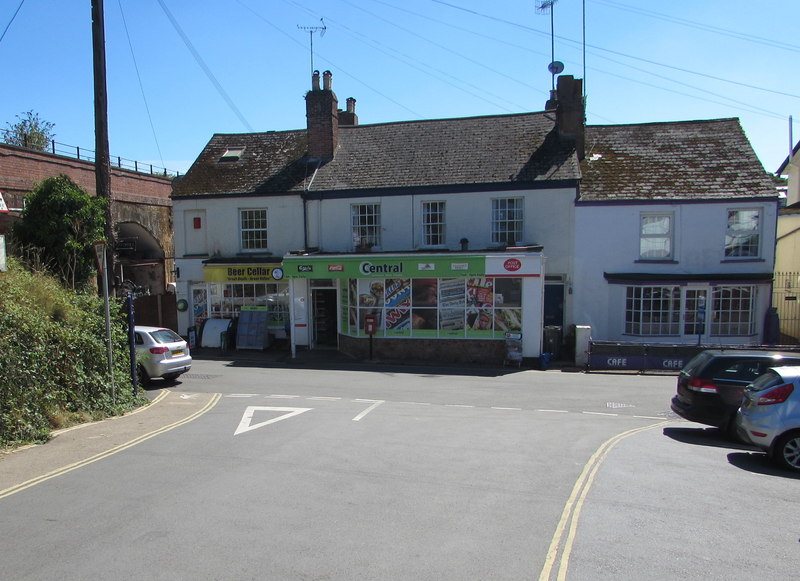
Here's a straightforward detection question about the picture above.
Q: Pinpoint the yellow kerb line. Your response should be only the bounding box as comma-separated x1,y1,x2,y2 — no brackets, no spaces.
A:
538,421,668,581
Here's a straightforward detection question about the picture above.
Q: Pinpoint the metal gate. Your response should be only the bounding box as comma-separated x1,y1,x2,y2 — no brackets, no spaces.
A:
773,272,800,344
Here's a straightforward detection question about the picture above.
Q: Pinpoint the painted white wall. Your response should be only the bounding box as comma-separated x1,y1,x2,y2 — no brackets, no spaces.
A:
173,196,306,259
572,200,777,343
309,188,575,269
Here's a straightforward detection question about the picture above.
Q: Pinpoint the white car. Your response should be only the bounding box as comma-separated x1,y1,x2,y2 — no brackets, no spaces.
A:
737,366,800,472
134,326,192,385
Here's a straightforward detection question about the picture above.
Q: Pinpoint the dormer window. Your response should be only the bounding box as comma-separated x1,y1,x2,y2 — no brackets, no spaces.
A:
219,147,245,163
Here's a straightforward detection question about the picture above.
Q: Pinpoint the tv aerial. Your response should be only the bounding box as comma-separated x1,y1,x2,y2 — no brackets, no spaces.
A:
536,0,560,89
298,18,326,77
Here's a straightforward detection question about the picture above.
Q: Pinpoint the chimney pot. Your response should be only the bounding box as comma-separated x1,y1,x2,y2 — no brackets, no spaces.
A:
323,70,332,91
346,97,356,114
312,70,320,91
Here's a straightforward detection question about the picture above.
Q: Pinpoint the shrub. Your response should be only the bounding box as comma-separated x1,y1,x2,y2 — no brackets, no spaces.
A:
0,259,145,447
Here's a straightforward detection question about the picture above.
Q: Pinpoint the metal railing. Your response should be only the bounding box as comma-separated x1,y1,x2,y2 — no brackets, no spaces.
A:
773,272,800,344
1,129,180,177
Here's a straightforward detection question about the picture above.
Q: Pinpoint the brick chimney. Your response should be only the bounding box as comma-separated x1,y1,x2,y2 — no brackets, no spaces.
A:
338,97,358,126
305,70,339,160
548,75,585,161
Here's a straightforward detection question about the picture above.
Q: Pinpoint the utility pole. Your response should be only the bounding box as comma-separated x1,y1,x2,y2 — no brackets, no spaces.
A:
91,0,115,288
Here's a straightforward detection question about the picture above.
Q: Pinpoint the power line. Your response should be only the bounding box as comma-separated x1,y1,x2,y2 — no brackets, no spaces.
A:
155,0,253,132
594,0,800,54
430,0,800,101
237,0,421,116
117,0,165,168
0,0,25,45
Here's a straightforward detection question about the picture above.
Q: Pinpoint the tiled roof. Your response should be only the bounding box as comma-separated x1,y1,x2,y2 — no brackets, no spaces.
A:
579,118,777,202
171,112,581,198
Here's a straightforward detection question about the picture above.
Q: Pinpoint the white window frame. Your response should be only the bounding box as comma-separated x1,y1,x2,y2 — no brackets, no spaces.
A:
724,208,761,259
710,285,757,336
422,201,446,247
639,212,673,260
624,284,757,338
352,203,381,249
239,208,268,252
491,198,523,246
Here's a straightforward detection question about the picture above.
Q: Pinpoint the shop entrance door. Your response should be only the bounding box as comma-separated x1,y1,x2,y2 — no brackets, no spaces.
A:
312,288,338,348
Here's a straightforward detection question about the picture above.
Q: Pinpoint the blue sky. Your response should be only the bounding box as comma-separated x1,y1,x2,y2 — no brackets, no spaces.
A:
1,0,798,176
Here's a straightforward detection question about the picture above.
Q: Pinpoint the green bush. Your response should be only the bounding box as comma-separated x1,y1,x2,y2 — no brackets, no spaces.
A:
0,259,146,446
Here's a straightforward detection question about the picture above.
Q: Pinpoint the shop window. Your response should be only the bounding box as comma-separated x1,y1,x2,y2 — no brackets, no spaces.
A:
345,276,522,339
625,286,680,336
711,286,756,336
624,284,757,338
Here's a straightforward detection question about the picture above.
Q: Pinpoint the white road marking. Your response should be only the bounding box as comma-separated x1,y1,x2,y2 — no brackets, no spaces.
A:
352,400,385,422
582,411,618,417
234,406,312,435
445,404,475,408
398,401,431,406
179,394,199,399
633,415,665,420
492,407,522,411
308,396,341,401
538,409,569,413
265,394,300,399
227,394,258,398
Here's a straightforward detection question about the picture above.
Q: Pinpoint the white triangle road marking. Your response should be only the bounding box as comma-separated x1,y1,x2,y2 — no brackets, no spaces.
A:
234,406,312,436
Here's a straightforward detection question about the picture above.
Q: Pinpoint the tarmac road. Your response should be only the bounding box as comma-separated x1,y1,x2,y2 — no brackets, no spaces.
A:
2,354,799,580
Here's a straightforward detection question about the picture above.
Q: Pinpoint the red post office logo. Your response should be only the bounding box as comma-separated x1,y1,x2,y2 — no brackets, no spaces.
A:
503,258,522,272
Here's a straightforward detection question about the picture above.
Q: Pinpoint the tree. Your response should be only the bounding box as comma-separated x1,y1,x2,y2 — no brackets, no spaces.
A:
11,176,107,289
3,110,55,151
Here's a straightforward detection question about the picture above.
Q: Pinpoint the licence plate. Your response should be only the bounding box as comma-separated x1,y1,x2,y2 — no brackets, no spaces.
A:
172,350,184,356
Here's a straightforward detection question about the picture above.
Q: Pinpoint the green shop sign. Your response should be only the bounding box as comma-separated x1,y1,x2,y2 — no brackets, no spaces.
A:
284,255,487,279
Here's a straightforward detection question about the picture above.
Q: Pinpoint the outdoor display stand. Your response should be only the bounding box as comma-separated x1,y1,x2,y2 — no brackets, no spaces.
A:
236,307,270,350
504,332,523,367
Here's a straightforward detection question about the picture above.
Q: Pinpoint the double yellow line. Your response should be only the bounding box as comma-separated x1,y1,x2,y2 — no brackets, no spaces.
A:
538,421,668,581
0,392,222,500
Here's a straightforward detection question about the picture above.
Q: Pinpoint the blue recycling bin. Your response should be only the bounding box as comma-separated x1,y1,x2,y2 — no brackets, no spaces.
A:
540,352,552,370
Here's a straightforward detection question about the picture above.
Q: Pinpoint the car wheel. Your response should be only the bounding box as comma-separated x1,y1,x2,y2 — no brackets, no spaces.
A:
137,364,151,387
773,430,800,472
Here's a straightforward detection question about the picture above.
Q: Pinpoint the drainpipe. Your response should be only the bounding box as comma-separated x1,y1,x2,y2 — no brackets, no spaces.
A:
303,158,322,250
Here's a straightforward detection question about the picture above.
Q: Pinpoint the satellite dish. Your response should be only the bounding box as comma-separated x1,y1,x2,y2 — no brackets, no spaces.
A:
548,61,565,75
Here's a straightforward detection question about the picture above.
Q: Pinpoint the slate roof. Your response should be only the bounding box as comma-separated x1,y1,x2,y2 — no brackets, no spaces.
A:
173,114,777,204
171,112,581,198
579,118,777,202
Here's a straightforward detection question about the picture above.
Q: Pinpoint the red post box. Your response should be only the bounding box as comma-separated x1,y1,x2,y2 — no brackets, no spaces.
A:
364,313,378,335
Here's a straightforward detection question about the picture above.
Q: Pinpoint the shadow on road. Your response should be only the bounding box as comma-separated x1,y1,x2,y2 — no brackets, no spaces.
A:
726,452,800,479
662,426,755,451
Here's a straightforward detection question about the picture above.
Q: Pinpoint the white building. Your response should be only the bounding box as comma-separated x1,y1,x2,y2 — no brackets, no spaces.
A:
171,72,778,365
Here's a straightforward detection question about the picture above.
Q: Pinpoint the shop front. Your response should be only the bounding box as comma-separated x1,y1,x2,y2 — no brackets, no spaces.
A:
283,250,545,364
183,259,290,347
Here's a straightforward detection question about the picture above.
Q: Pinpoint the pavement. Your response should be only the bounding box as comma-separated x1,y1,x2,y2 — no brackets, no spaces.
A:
0,390,220,499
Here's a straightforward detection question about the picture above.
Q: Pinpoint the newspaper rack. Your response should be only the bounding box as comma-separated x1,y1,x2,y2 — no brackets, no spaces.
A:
504,332,523,367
